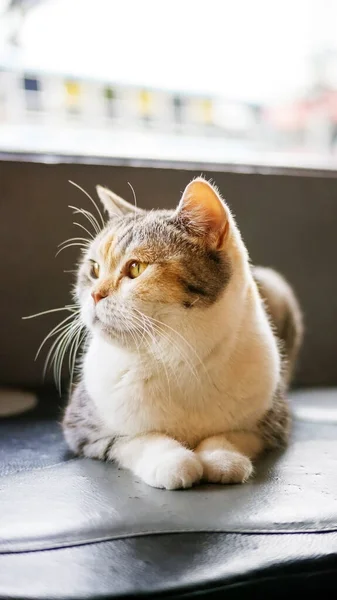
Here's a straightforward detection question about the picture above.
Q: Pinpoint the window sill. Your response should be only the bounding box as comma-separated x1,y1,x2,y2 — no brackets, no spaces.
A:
1,149,337,179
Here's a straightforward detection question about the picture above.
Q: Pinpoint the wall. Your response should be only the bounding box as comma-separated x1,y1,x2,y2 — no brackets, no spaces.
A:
1,157,336,388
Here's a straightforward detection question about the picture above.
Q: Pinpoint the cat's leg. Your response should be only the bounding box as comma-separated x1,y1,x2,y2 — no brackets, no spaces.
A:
67,428,203,489
196,382,291,485
111,434,203,490
195,432,263,484
63,383,202,489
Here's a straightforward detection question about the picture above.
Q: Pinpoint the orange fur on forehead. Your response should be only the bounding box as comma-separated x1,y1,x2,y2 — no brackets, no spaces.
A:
99,229,165,268
100,233,115,263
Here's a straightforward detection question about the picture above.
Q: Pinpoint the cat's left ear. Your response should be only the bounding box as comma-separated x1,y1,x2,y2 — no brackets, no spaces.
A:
176,178,229,248
96,185,143,217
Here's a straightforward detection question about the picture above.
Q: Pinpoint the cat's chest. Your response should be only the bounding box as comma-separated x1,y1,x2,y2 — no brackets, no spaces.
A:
82,336,272,445
83,338,184,433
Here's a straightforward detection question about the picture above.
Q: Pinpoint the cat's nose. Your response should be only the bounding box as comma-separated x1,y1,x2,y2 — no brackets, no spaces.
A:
91,291,107,305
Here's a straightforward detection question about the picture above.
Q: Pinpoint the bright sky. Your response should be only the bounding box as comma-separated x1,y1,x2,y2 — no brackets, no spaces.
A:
1,0,337,102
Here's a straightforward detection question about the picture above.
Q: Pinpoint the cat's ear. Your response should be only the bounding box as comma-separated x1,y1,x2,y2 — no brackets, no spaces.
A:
176,178,229,248
96,185,142,217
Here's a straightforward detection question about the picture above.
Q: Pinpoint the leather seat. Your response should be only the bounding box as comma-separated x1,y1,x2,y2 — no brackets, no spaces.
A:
1,388,337,599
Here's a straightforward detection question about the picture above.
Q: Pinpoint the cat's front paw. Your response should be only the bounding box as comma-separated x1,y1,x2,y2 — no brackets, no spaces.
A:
139,448,203,490
200,449,253,484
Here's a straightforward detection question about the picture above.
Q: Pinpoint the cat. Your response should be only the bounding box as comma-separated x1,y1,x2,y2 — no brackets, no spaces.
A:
62,177,303,489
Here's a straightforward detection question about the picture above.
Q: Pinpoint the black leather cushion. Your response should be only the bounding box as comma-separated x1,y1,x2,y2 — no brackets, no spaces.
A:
1,389,337,598
1,532,337,599
0,389,70,477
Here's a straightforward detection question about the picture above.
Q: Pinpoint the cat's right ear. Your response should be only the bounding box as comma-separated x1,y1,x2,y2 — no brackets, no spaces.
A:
176,178,229,249
96,185,143,217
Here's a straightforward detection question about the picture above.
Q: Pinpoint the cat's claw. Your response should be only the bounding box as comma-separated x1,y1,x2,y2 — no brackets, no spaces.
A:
200,449,253,484
139,449,203,490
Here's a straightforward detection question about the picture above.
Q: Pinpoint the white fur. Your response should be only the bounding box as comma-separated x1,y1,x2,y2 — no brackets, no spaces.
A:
81,216,281,489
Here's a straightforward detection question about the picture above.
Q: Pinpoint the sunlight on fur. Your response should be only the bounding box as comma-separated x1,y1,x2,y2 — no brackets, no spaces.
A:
24,177,303,489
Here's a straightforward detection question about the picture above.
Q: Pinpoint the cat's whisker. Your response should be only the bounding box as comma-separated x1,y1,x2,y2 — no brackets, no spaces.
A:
52,320,83,394
72,327,87,373
131,318,147,352
68,325,81,371
137,317,156,349
140,312,210,384
69,205,101,236
144,331,173,404
55,243,88,257
129,311,181,401
37,322,73,365
128,316,173,403
22,305,78,320
68,324,84,375
115,311,145,352
127,182,138,209
67,324,85,392
35,311,79,360
128,311,153,347
145,314,202,362
69,180,105,229
153,322,200,385
57,237,91,248
156,330,199,388
43,322,77,381
132,308,201,384
73,221,95,240
123,321,141,354
26,299,82,393
121,311,153,347
189,297,200,307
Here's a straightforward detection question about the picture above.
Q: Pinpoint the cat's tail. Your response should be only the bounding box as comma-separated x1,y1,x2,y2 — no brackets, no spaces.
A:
253,266,304,385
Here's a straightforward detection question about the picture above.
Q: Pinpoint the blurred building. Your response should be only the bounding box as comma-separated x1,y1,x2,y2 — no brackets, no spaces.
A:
0,65,261,156
265,50,337,152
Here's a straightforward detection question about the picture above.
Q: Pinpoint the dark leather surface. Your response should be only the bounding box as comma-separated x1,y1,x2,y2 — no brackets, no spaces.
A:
2,389,337,555
291,388,337,423
1,388,337,598
1,532,337,599
2,429,337,554
0,390,69,477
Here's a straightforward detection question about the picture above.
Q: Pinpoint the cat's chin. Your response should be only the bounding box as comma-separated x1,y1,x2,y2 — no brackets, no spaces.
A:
92,318,120,339
81,306,121,341
91,317,135,347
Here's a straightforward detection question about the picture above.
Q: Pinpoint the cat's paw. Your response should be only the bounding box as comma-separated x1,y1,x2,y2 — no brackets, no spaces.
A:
200,449,253,484
139,448,203,490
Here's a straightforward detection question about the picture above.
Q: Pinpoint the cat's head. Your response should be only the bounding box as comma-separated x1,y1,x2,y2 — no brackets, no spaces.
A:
76,177,242,345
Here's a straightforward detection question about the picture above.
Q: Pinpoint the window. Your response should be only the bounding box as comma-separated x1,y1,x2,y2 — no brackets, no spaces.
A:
64,80,81,115
23,76,42,111
0,0,336,167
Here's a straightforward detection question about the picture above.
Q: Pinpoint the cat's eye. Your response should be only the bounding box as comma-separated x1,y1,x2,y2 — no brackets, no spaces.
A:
128,261,148,279
90,262,100,279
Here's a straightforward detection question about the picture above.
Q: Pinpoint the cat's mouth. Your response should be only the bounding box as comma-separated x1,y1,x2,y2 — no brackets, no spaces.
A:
90,299,152,344
92,310,133,341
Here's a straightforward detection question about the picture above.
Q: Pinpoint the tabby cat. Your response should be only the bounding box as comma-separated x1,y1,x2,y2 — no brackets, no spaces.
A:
62,177,303,489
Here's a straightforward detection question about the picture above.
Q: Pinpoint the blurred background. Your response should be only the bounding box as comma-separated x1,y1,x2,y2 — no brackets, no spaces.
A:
1,0,337,167
1,0,337,390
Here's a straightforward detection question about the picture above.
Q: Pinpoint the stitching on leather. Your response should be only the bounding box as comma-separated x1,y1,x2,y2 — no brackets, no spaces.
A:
2,526,337,555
